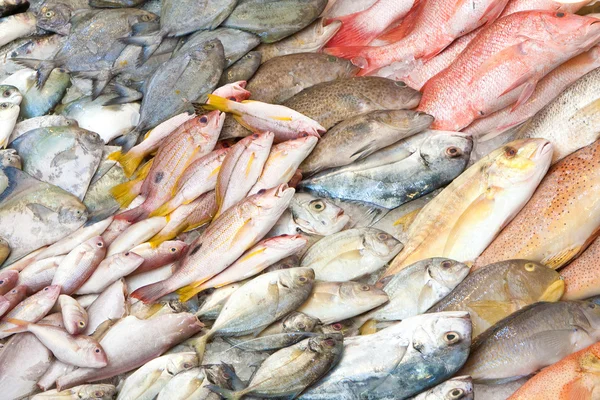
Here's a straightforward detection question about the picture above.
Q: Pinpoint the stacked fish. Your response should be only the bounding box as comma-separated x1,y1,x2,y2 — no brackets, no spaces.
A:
2,0,600,399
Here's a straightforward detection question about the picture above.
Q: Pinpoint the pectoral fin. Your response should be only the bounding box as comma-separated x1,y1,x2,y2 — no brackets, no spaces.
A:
230,219,254,248
467,300,514,325
27,203,55,221
542,246,582,270
350,141,379,162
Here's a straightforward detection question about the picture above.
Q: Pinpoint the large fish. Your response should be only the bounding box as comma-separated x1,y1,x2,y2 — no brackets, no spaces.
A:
561,236,600,301
476,139,600,270
384,139,552,275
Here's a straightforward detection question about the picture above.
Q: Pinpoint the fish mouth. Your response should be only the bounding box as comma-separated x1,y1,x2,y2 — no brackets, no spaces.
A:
539,278,565,302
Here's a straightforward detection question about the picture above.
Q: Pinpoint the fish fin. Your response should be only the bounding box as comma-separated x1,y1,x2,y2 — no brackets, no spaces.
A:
239,247,267,263
176,282,208,302
478,0,509,26
146,303,164,317
528,329,584,359
208,165,221,179
110,181,141,209
130,280,170,304
510,80,537,112
350,141,379,162
183,217,211,232
191,333,211,363
270,116,293,121
470,41,542,87
135,159,154,179
245,152,255,178
337,249,363,261
2,317,29,333
107,150,122,162
374,1,421,44
149,201,176,218
325,11,376,48
542,246,582,270
205,385,243,400
359,319,378,335
110,126,142,153
572,98,600,122
393,208,422,229
72,70,113,100
147,233,172,248
11,58,55,88
115,150,144,178
120,31,165,65
323,46,380,76
27,204,55,222
417,280,436,312
114,205,148,223
467,300,514,325
231,219,253,247
563,378,592,400
203,94,235,114
103,83,143,106
90,319,117,341
130,21,161,36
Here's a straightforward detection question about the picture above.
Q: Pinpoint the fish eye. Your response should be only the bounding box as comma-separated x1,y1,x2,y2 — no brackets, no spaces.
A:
524,262,536,272
228,96,236,101
94,392,104,398
556,12,565,17
297,323,305,329
360,285,370,291
95,348,101,353
0,103,8,109
199,116,208,123
446,146,461,157
449,388,464,399
395,81,407,87
332,323,342,331
96,242,103,247
183,362,192,369
298,276,307,282
589,303,597,309
45,11,54,18
0,280,3,285
124,252,130,256
504,146,517,158
11,289,16,294
324,338,336,346
44,287,49,291
206,43,215,49
170,247,177,252
252,133,259,139
444,331,460,344
376,232,389,241
257,189,266,195
441,260,453,269
310,200,325,212
2,90,10,97
327,56,338,62
78,321,86,327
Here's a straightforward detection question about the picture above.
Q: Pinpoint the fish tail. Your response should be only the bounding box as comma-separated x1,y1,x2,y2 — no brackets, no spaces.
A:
116,149,145,178
147,230,175,248
11,58,55,88
359,319,379,335
102,83,143,106
114,205,147,223
148,199,177,218
203,94,235,114
130,280,171,304
120,31,165,65
71,70,113,100
176,283,204,302
3,317,30,333
110,180,142,209
111,126,142,153
205,385,244,400
324,46,381,76
191,334,211,364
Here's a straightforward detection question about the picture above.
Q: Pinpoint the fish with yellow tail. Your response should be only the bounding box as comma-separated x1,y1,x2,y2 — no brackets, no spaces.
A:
110,159,153,209
383,139,553,277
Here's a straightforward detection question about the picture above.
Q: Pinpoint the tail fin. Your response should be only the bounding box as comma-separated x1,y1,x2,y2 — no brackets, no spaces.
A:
120,31,165,65
72,70,113,100
11,58,56,88
114,204,148,223
359,319,378,335
111,126,142,153
110,179,142,209
323,46,380,76
148,198,179,218
191,334,211,364
205,385,243,400
176,282,206,303
103,84,143,106
203,94,235,114
115,148,145,178
3,317,30,334
130,280,170,304
325,13,374,47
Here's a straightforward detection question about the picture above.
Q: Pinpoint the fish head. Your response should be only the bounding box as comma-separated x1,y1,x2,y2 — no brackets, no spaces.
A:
308,18,342,50
212,81,251,102
77,130,104,152
166,352,199,375
363,229,403,259
82,338,108,368
434,376,473,400
196,110,226,145
579,301,600,332
37,4,73,35
278,267,315,293
340,282,389,308
129,10,159,26
290,192,350,236
282,311,319,333
57,200,88,227
308,333,344,358
537,11,600,49
376,110,434,132
485,139,553,189
0,85,22,105
420,132,473,167
158,240,188,258
375,80,422,110
317,319,359,337
428,258,470,289
112,251,144,271
81,236,105,253
39,285,62,304
0,102,19,121
247,184,296,221
203,363,237,386
77,384,117,400
410,312,472,362
505,260,564,303
48,68,71,87
0,149,22,169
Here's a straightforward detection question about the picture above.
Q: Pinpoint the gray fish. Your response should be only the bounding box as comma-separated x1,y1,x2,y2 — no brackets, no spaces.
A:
300,312,472,400
0,148,20,168
246,52,358,104
204,363,244,392
115,39,224,150
325,198,390,230
283,76,421,129
218,51,261,86
409,376,473,400
301,110,433,175
35,0,91,34
17,67,71,118
10,114,77,143
223,0,328,43
0,167,87,266
11,125,104,199
300,132,472,209
176,27,261,68
255,18,342,64
89,0,148,7
0,0,29,18
0,35,65,81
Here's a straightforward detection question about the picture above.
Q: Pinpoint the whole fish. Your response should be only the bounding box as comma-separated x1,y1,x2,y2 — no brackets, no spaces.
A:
0,285,61,339
130,240,188,274
115,40,225,150
106,217,167,256
301,110,433,175
17,256,63,293
255,18,341,63
0,12,36,47
209,334,343,399
301,228,402,281
155,368,206,400
430,260,564,337
282,76,421,129
116,112,223,223
9,68,70,119
59,294,88,335
11,126,104,200
418,11,600,131
0,102,17,148
476,139,600,269
76,251,144,294
51,237,106,295
300,132,472,209
84,279,127,335
508,341,600,400
410,376,473,400
190,267,315,360
0,269,17,295
561,237,600,300
9,115,77,144
0,148,21,168
300,312,472,400
31,384,116,400
117,353,199,400
218,51,262,85
223,0,328,43
246,52,358,104
0,167,87,265
131,184,295,303
460,301,600,383
384,138,552,275
56,313,203,390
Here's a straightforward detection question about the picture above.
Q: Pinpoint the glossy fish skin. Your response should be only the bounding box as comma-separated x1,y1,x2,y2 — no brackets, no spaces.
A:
210,334,343,399
0,269,17,295
301,228,402,281
301,110,433,175
301,132,472,209
17,256,63,293
300,312,472,400
17,68,71,119
0,167,88,266
476,139,600,270
283,77,421,129
297,281,389,324
52,237,106,295
0,12,36,47
130,240,188,274
76,251,144,294
195,281,246,320
0,285,61,339
83,156,127,224
218,51,262,85
11,126,104,200
460,301,600,383
411,376,473,400
0,148,21,168
84,279,127,335
10,115,77,144
106,217,167,256
0,102,18,148
223,0,328,43
59,294,88,335
386,139,553,274
247,52,357,104
418,11,600,131
31,384,116,400
131,185,295,304
430,260,564,337
561,237,600,301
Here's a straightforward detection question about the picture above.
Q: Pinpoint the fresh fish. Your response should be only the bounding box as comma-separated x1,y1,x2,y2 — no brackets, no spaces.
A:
83,156,127,223
11,126,104,199
410,376,473,400
106,217,167,256
117,353,199,400
191,267,315,360
125,263,175,293
0,148,21,168
0,269,17,294
1,284,26,314
218,51,262,86
59,94,140,144
56,313,203,390
209,334,343,399
223,0,328,43
129,240,187,274
384,139,553,274
31,384,116,400
508,341,600,400
195,281,245,320
59,294,87,335
17,256,63,293
255,18,342,63
300,312,472,400
0,102,17,148
76,251,144,294
212,81,251,102
131,184,294,303
214,132,274,217
0,167,87,265
52,236,106,295
561,237,600,300
246,52,357,104
476,139,600,269
155,368,206,400
8,68,70,119
9,115,77,144
301,110,433,175
0,12,36,47
0,285,60,339
35,1,91,34
301,132,472,209
460,301,600,383
430,260,564,337
418,11,600,131
282,77,421,129
84,279,127,335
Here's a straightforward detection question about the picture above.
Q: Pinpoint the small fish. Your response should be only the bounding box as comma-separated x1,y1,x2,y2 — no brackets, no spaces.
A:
13,68,71,119
51,237,106,295
0,12,36,47
0,102,18,148
129,240,188,274
0,285,61,339
0,269,18,295
59,294,88,335
75,251,144,294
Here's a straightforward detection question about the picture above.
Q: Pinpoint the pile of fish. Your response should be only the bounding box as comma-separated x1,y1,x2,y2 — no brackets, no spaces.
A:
3,0,600,399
